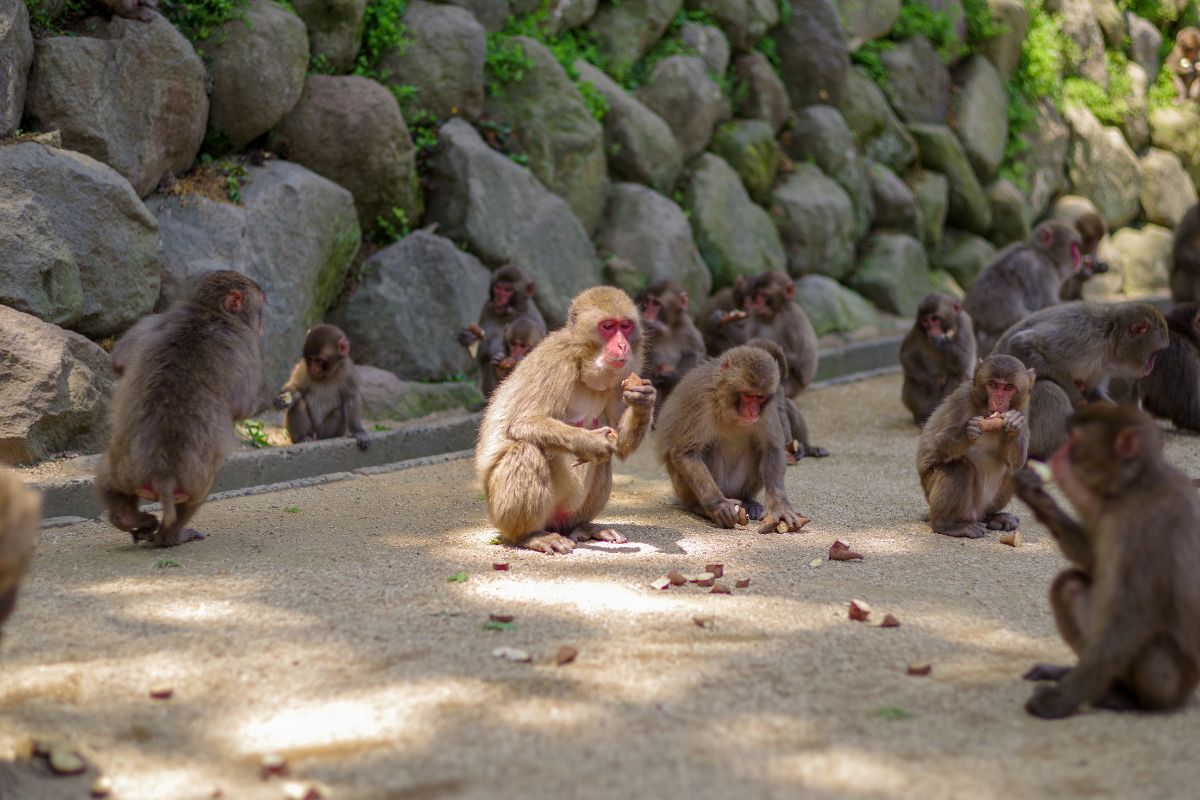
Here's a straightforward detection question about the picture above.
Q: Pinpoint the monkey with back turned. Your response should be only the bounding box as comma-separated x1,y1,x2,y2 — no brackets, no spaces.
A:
1139,303,1200,432
1171,203,1200,303
274,323,370,450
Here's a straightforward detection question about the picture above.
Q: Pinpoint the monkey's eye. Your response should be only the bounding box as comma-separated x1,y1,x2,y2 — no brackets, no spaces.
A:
1006,384,1015,392
619,320,634,334
599,320,618,335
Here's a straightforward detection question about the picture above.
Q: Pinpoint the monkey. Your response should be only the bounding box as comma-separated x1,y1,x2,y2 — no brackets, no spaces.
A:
1138,303,1200,432
0,470,40,637
110,314,165,376
746,338,830,462
900,293,977,427
916,354,1033,539
99,0,158,21
94,271,265,548
1059,212,1112,301
992,302,1168,460
458,265,547,397
636,280,706,407
1171,203,1200,303
655,345,811,533
475,287,657,555
1013,403,1200,718
273,324,370,451
697,276,754,357
745,270,819,396
963,221,1084,355
492,317,544,384
1168,27,1200,104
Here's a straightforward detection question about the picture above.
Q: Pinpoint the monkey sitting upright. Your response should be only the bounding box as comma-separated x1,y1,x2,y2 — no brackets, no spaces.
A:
275,324,370,451
1059,212,1111,301
900,293,976,427
917,354,1034,539
698,276,753,357
636,279,706,408
1171,203,1200,303
1014,403,1200,718
492,318,543,385
1139,303,1200,432
0,469,40,638
1168,27,1200,104
746,270,819,396
458,265,547,397
746,338,829,462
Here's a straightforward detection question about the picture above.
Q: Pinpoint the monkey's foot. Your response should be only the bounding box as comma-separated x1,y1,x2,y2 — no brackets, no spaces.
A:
523,532,575,555
1023,663,1071,682
803,445,831,458
568,523,628,544
985,512,1020,531
1093,684,1140,712
156,528,205,547
932,520,987,539
741,499,765,520
1025,684,1078,719
116,510,160,536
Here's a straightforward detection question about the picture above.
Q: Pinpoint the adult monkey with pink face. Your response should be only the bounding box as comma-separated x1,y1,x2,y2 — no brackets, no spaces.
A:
476,287,656,555
917,354,1034,539
458,265,547,397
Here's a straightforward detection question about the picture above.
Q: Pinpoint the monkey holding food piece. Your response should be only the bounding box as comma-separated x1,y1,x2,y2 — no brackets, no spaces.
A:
1168,27,1200,104
636,280,706,408
492,318,544,384
458,265,547,397
1059,213,1111,301
746,338,829,461
656,345,810,533
475,287,656,555
274,324,370,451
698,276,754,357
1014,403,1200,719
0,470,40,637
901,293,976,427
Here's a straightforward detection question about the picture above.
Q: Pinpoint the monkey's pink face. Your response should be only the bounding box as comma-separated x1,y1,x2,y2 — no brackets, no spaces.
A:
1070,242,1081,272
641,296,662,321
306,354,332,379
921,315,947,339
597,318,636,368
508,343,530,360
492,282,514,313
985,378,1018,414
736,393,769,425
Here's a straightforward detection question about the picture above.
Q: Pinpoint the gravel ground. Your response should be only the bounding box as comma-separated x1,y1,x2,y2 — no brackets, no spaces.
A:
2,372,1199,800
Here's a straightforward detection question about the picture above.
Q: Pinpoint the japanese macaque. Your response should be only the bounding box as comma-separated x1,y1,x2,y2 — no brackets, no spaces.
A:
0,470,40,637
94,271,265,548
993,302,1168,460
475,287,656,555
746,271,819,396
747,338,829,462
636,280,706,406
1059,213,1111,301
492,317,544,384
901,293,977,427
458,266,547,397
1139,303,1200,432
274,324,369,450
1014,403,1200,718
1168,27,1200,103
1171,203,1200,303
110,314,165,376
698,276,754,357
963,221,1083,355
656,345,810,533
100,0,157,21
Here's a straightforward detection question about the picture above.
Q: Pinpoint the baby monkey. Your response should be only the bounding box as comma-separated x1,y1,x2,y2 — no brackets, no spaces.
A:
275,324,369,450
492,318,544,384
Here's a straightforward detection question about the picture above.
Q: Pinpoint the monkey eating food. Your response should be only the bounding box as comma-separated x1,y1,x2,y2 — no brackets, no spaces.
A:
637,280,706,408
274,324,370,450
459,265,547,397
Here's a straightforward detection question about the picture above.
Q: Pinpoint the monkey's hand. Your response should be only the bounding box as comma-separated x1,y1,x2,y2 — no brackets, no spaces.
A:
966,416,984,441
1025,684,1078,720
622,381,656,411
1002,410,1025,434
273,390,294,410
574,427,618,463
706,498,743,528
354,430,370,451
457,327,482,347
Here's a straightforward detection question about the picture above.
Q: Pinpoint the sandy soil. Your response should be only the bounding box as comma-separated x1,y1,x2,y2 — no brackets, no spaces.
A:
2,372,1199,800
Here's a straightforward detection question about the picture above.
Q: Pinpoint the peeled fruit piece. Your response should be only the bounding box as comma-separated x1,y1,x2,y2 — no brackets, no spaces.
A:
880,613,901,628
91,776,114,798
848,599,872,622
650,576,671,590
261,754,288,778
555,646,578,665
48,746,86,776
1000,531,1023,547
828,540,863,561
666,571,687,586
705,563,724,578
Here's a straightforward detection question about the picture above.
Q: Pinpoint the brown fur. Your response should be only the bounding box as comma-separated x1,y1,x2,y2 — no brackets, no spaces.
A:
1139,303,1200,431
636,280,706,408
275,324,369,450
95,271,265,547
746,337,829,460
1171,203,1200,303
493,317,544,384
99,0,157,21
475,287,656,555
1168,28,1200,103
1014,403,1200,718
746,271,819,396
1060,213,1111,301
110,314,165,376
901,293,977,426
698,276,754,356
459,265,547,397
0,469,40,636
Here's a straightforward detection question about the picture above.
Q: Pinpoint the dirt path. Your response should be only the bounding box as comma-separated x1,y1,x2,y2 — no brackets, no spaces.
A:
2,373,1199,800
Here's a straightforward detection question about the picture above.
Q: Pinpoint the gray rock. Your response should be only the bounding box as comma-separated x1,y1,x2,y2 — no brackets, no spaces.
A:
794,274,878,335
594,183,712,302
425,118,602,326
293,0,366,73
940,228,996,290
710,118,779,204
149,160,362,401
931,269,965,299
1065,104,1140,228
772,0,849,108
686,152,787,288
1058,0,1107,86
1120,62,1151,154
377,0,486,120
978,0,1027,78
849,232,932,317
485,37,608,233
839,66,917,173
769,163,855,281
439,0,511,32
0,143,160,337
908,123,992,234
880,36,951,125
1139,148,1198,229
907,170,949,259
23,15,207,197
1150,106,1200,190
206,0,309,151
832,0,899,48
1127,13,1161,80
0,0,33,137
540,0,600,34
574,60,682,194
0,306,114,464
331,232,491,380
952,56,1007,181
636,55,731,159
789,104,874,239
1108,224,1173,295
684,0,779,52
1049,193,1102,227
867,161,921,239
587,0,680,81
1092,0,1126,49
680,22,730,74
270,76,423,238
733,52,791,133
1014,98,1069,217
359,365,485,420
986,178,1031,247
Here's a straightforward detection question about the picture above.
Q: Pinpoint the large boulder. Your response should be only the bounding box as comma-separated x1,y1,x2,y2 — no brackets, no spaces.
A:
1065,104,1140,229
710,119,779,204
940,228,995,290
978,0,1028,78
868,161,922,239
1058,0,1107,86
0,0,33,137
586,0,680,80
0,143,160,338
1150,105,1200,190
1092,0,1126,49
537,0,600,34
424,118,602,326
1014,98,1070,218
636,55,731,159
794,274,878,335
908,124,992,235
1127,13,1161,80
1139,148,1198,229
377,0,486,121
788,104,873,239
839,66,917,174
1108,225,1173,296
772,0,849,108
986,178,1031,247
951,56,1007,181
359,366,485,420
594,183,712,301
574,60,681,194
293,0,366,73
680,22,730,74
22,15,207,197
908,170,949,261
880,36,950,125
0,306,114,464
205,0,309,151
684,0,779,52
849,233,932,317
331,232,491,381
148,160,361,401
732,52,791,133
686,152,786,288
832,0,899,48
270,76,422,238
485,37,608,233
440,0,512,32
769,163,856,281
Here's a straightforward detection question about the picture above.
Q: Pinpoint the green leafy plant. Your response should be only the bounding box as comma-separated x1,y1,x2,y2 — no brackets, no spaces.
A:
374,206,411,243
869,706,914,721
482,620,517,631
155,559,182,569
447,571,469,583
485,31,535,95
354,0,409,79
237,418,270,448
1063,52,1133,127
285,506,301,513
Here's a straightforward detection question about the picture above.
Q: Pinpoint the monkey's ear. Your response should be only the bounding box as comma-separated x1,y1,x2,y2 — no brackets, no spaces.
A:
1038,226,1053,247
1027,368,1037,387
952,300,961,314
722,356,731,371
679,291,689,309
525,281,536,297
1192,309,1200,332
1130,320,1150,336
338,337,350,356
224,290,244,314
784,281,795,300
974,359,983,379
1115,427,1142,459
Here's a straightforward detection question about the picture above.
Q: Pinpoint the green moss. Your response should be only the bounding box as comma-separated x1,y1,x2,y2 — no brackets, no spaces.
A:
352,0,410,103
1063,52,1133,127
